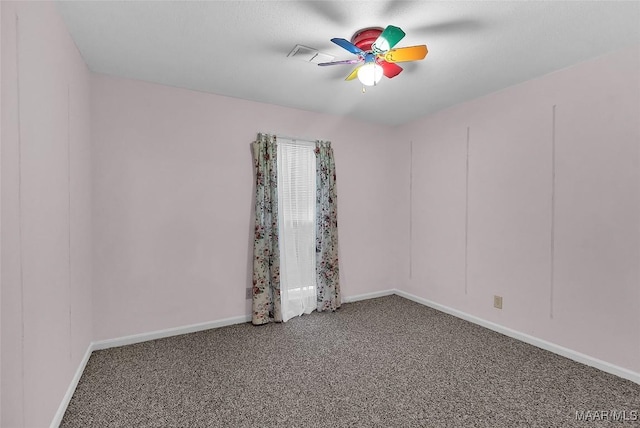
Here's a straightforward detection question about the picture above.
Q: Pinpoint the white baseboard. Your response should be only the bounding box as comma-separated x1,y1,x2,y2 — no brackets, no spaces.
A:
52,314,252,427
342,289,395,303
52,289,639,427
394,289,640,385
92,314,252,351
50,343,94,428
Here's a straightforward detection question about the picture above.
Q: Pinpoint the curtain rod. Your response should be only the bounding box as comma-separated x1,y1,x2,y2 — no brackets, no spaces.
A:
275,134,316,145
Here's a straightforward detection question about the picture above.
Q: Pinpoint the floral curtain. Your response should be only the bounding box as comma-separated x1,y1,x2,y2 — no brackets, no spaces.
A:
315,141,341,312
251,133,282,325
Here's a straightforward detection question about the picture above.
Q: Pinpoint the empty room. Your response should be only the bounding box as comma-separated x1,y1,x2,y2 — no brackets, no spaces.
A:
1,1,639,427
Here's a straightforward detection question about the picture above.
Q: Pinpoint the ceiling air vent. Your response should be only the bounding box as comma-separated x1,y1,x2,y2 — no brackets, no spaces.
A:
288,45,334,64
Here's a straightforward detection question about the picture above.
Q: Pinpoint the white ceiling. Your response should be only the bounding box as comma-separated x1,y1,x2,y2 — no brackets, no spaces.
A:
55,1,640,126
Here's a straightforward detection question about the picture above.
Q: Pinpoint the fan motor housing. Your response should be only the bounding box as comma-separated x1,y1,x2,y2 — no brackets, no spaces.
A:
351,27,383,51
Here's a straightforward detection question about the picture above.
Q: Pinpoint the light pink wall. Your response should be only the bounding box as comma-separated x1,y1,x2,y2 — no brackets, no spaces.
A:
1,1,92,427
403,46,640,374
2,4,636,423
0,1,3,423
91,74,406,341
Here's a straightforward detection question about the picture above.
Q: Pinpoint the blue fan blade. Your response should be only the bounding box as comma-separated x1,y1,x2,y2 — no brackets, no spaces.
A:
318,59,363,66
331,38,364,55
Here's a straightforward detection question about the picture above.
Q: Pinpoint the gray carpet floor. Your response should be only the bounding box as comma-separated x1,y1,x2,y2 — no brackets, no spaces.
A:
61,295,640,427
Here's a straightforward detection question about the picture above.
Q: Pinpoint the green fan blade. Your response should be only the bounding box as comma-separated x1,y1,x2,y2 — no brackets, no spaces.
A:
372,25,406,52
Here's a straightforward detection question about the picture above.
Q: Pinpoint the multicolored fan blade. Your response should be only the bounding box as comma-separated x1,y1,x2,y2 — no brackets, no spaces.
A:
383,45,428,63
345,66,361,81
318,59,363,66
378,61,403,79
331,38,364,55
372,25,405,52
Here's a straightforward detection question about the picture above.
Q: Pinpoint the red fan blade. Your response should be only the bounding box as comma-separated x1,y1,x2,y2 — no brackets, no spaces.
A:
378,61,403,79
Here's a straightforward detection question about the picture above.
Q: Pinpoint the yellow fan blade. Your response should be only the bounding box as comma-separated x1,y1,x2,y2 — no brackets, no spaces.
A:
384,45,428,63
345,66,361,81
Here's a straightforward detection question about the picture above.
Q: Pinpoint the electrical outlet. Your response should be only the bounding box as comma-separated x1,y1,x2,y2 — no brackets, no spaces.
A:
246,288,252,300
493,295,503,309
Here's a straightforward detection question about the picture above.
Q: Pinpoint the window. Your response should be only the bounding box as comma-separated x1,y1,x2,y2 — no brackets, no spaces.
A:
277,140,317,322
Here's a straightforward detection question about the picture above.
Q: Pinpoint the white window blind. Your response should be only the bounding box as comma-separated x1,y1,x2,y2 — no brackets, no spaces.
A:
277,140,317,322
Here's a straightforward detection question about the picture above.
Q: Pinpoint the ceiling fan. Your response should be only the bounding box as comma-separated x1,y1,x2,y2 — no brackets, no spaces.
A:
319,25,428,87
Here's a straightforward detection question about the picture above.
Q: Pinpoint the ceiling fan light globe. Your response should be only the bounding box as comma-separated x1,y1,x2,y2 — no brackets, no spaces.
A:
357,63,383,86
